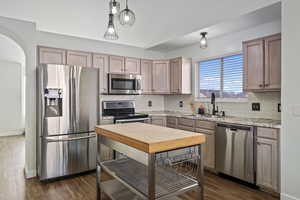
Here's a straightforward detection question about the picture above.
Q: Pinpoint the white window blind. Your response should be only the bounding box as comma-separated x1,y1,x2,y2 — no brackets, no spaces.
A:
223,54,244,97
199,58,221,98
199,54,245,99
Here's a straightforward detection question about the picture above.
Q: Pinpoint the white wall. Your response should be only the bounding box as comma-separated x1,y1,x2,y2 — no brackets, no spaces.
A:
281,1,300,200
164,20,281,120
37,31,164,59
0,61,24,136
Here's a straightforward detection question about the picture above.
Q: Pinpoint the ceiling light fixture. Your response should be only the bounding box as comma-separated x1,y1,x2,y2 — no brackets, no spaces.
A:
119,0,136,26
110,0,120,15
200,32,208,49
104,13,119,40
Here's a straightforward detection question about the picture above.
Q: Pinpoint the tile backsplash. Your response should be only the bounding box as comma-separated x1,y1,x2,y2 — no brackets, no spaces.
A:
164,92,281,120
100,95,165,113
100,92,281,120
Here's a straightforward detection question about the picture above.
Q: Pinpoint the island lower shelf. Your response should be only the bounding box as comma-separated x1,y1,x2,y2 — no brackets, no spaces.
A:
101,157,199,199
96,123,205,200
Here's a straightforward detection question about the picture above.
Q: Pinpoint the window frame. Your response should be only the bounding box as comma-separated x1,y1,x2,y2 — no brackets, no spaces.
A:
194,52,248,103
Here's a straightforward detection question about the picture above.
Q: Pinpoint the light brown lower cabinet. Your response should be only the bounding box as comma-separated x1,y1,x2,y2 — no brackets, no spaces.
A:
150,116,166,127
196,129,215,170
166,116,178,129
256,127,279,193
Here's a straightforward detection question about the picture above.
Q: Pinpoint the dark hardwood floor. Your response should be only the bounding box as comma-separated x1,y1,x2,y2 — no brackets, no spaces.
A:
0,136,279,200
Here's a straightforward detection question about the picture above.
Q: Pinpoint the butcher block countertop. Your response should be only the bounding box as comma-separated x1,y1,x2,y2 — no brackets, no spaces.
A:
96,122,206,154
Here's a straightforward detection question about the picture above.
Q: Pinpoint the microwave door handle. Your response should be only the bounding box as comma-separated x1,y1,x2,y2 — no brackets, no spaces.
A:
136,79,141,90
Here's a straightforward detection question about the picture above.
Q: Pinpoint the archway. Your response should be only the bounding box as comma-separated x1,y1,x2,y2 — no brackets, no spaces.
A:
0,33,26,136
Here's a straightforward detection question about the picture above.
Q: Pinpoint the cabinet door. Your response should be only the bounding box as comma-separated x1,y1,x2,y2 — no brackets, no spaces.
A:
109,55,125,73
141,59,153,94
257,137,279,192
203,133,215,169
243,39,264,90
170,58,182,94
151,117,166,127
93,54,109,93
66,50,92,67
125,57,141,74
264,34,281,90
152,60,170,94
38,47,66,65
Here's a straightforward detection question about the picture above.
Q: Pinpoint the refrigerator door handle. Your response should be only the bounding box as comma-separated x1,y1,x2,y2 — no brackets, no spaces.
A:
45,133,97,142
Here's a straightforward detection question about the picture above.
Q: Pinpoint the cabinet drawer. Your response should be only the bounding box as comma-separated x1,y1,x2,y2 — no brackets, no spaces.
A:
178,118,195,127
167,117,177,125
257,127,278,140
151,117,166,127
195,120,215,130
195,128,214,135
178,125,195,132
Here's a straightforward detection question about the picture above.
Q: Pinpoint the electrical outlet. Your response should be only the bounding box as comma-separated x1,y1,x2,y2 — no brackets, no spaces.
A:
252,103,260,111
148,100,152,107
278,103,281,112
179,101,183,108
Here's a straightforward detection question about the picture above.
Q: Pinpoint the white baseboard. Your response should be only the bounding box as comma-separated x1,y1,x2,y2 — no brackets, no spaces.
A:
0,129,24,137
24,167,37,179
281,193,300,200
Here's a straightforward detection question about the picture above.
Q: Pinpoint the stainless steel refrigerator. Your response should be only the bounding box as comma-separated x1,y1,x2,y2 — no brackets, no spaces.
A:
37,64,99,180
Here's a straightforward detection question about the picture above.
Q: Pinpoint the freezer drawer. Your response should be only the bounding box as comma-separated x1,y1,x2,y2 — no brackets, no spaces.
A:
216,123,255,184
39,133,97,180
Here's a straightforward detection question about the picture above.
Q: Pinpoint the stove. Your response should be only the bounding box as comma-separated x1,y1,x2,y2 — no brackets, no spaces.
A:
102,100,149,124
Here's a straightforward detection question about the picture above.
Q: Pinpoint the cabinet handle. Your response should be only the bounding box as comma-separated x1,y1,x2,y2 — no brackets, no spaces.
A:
265,84,270,87
259,84,263,87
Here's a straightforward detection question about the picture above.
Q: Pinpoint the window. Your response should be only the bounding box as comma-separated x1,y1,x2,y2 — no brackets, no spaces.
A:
198,54,246,99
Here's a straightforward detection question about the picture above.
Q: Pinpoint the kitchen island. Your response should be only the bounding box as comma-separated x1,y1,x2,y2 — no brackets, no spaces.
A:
95,122,206,200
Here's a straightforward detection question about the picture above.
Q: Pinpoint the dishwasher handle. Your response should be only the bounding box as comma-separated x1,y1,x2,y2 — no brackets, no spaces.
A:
217,123,252,131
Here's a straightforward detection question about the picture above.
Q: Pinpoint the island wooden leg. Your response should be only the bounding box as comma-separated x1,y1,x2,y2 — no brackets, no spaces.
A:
148,153,156,200
96,135,102,200
197,144,204,200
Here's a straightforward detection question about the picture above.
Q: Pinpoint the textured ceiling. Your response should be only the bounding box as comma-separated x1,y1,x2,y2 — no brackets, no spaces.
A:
0,0,280,48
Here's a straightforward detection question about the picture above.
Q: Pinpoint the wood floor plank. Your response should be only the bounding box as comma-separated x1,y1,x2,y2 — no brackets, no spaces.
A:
0,136,279,200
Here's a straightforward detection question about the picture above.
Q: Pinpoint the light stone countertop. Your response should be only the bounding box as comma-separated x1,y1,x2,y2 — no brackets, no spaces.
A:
141,111,281,129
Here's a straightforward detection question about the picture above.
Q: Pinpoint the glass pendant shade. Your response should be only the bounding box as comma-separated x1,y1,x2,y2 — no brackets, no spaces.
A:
104,14,119,40
119,0,135,26
110,0,120,15
200,32,208,49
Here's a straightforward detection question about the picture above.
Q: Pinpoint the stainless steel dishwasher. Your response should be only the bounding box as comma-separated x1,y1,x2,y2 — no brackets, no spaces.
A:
216,123,255,184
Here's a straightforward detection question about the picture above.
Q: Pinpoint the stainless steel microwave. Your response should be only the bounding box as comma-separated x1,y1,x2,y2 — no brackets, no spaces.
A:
108,73,142,95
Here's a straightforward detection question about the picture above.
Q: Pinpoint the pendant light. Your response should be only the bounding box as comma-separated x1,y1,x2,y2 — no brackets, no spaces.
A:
200,32,208,49
109,0,120,15
119,0,136,26
104,13,119,40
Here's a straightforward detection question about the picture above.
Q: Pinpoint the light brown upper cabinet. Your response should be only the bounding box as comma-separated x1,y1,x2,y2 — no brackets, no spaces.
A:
170,57,192,94
66,50,92,67
109,56,140,74
243,33,281,91
109,55,125,73
93,53,109,93
125,57,141,74
141,59,153,94
264,34,281,90
38,46,66,65
152,60,170,94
